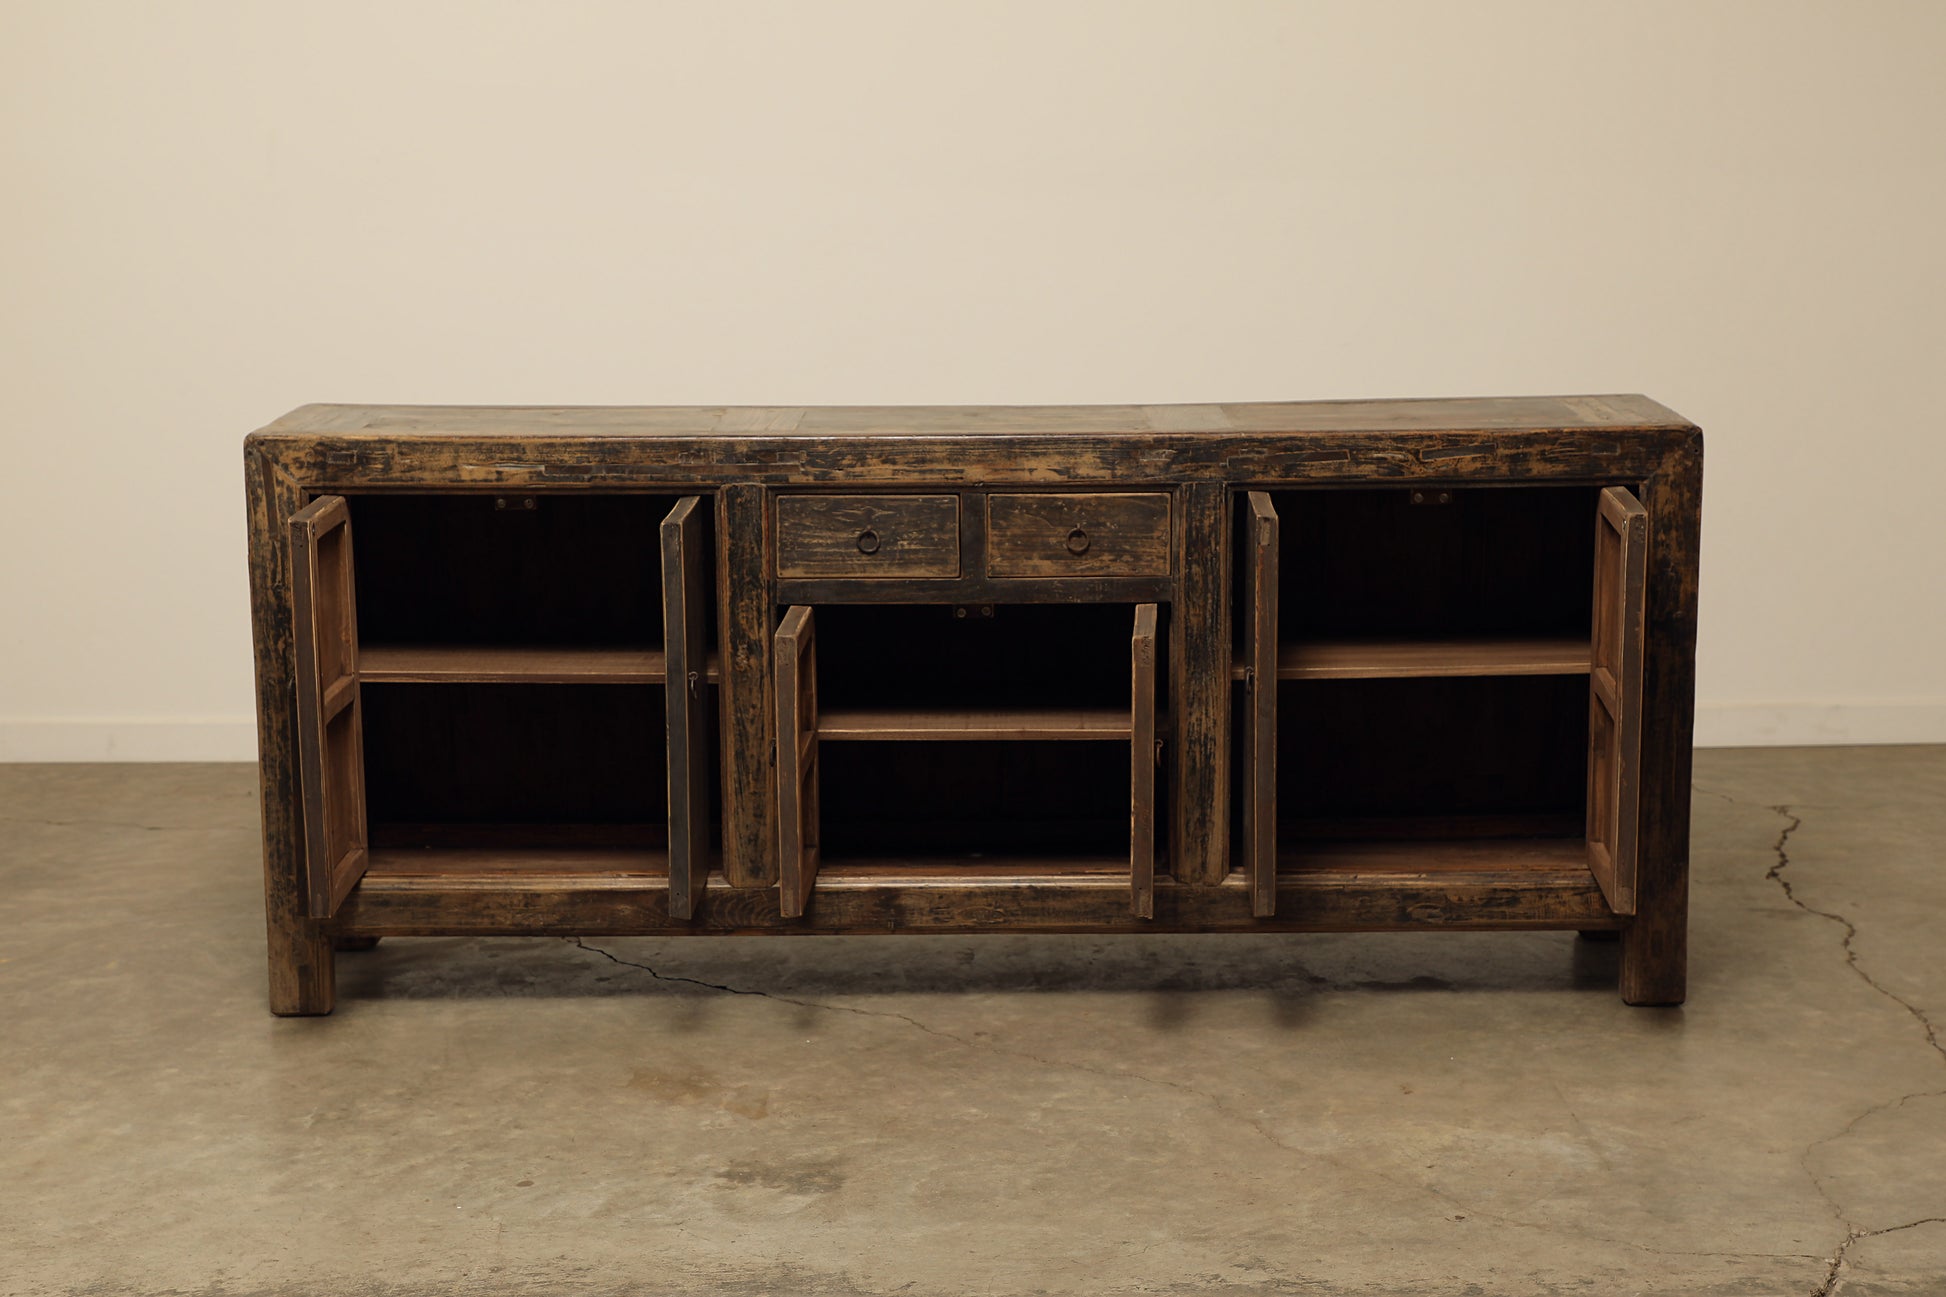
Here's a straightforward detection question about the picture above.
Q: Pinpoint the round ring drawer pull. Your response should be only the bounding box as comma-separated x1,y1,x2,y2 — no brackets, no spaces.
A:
1065,527,1091,556
856,528,881,555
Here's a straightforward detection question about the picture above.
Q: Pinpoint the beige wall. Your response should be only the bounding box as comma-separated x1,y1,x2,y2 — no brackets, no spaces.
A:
4,0,1943,759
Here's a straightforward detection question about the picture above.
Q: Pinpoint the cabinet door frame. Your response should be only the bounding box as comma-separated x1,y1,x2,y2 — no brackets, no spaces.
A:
775,605,820,918
1131,603,1159,918
661,496,711,920
291,494,369,919
1241,491,1279,916
1588,485,1650,914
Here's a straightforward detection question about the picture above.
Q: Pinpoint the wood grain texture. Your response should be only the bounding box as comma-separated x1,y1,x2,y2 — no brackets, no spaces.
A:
717,484,775,887
368,845,669,875
1172,482,1230,886
330,842,1614,936
1131,604,1158,919
1284,812,1582,842
260,394,1690,440
1236,637,1593,681
1587,487,1649,916
1622,430,1701,1005
361,683,665,828
253,432,1688,493
985,493,1171,577
359,644,719,684
344,494,669,647
775,573,1174,606
775,606,818,918
246,450,336,1014
289,495,368,919
243,397,1701,1012
1285,837,1592,873
816,707,1134,740
662,496,710,921
1242,491,1278,917
370,821,668,849
775,494,960,578
248,395,1697,497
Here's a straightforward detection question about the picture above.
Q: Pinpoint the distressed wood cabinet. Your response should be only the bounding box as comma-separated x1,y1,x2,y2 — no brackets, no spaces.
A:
245,396,1701,1015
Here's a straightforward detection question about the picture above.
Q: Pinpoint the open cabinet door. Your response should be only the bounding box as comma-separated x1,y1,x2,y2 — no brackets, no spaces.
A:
1242,492,1279,916
661,497,710,920
290,495,369,919
1588,486,1649,914
1131,604,1159,918
775,606,819,918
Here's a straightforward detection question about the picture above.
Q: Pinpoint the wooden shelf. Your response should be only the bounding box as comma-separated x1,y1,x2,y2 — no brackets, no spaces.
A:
1279,836,1590,875
816,856,1135,879
367,844,670,878
360,644,721,685
817,706,1134,741
1286,813,1584,842
370,822,668,849
1232,636,1591,682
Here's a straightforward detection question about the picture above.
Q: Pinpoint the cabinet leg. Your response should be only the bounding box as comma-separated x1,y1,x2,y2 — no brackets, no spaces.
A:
333,935,381,952
1620,439,1698,1009
1619,908,1686,1006
1576,929,1620,942
268,921,336,1016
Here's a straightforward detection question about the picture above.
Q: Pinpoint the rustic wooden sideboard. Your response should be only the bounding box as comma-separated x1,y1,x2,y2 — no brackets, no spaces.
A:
245,396,1701,1015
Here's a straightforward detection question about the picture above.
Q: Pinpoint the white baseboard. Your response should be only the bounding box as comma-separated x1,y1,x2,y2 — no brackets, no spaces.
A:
1,705,1942,762
0,719,259,762
1695,701,1946,748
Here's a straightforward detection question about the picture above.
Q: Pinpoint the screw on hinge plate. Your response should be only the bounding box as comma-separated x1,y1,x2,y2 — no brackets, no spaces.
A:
952,604,996,621
1408,489,1453,506
494,496,539,511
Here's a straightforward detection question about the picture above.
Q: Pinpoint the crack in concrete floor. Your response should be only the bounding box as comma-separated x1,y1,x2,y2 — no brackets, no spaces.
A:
1747,799,1946,1066
1814,1217,1946,1297
8,758,1942,1295
1696,787,1946,1295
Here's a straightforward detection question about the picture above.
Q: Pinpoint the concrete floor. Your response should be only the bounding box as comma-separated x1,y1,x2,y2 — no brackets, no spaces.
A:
3,749,1943,1296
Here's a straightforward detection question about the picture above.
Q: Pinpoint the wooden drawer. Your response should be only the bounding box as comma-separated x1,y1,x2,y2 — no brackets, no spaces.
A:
775,494,961,578
986,493,1172,577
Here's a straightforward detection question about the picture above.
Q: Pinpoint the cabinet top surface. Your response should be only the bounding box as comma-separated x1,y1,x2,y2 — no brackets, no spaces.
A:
254,394,1694,441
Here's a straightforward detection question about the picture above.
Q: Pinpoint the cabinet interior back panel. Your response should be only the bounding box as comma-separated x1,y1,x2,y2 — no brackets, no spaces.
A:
817,740,1137,859
1276,674,1589,830
346,494,686,648
362,683,669,827
813,603,1164,712
1274,486,1602,639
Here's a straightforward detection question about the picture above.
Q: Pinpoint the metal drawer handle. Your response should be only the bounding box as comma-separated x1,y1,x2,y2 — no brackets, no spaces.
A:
1065,527,1091,556
856,528,881,555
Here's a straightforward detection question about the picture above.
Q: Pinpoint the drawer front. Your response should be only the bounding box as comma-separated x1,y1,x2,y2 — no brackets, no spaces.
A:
986,493,1172,577
775,494,961,578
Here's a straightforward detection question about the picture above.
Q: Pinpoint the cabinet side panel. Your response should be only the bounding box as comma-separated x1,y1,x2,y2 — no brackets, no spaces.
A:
1621,434,1701,1005
1172,482,1231,886
244,447,335,1014
718,484,777,887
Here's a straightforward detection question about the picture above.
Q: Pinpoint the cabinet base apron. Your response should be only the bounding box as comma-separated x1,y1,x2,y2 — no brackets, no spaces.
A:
328,866,1624,938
